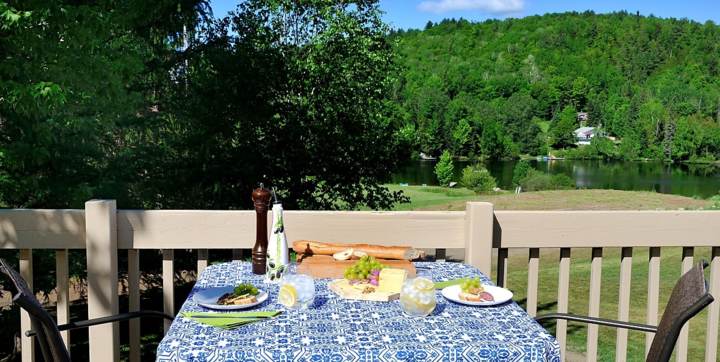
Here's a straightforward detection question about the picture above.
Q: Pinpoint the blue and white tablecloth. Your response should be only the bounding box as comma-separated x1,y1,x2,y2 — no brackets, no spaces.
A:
156,262,560,362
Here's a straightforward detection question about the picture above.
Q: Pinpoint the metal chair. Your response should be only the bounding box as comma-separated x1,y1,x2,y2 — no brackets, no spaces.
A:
0,258,173,362
536,261,714,362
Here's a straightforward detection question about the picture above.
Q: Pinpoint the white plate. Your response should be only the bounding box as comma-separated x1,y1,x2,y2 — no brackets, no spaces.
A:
441,285,513,306
193,287,268,310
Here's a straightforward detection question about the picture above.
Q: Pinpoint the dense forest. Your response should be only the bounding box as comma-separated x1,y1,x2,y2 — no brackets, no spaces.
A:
390,12,720,162
3,3,720,212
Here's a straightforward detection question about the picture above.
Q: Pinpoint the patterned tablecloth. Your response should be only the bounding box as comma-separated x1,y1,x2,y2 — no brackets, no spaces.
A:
156,262,560,362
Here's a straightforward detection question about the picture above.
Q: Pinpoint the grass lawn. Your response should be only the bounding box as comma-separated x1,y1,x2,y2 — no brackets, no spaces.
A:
386,185,714,211
388,186,717,361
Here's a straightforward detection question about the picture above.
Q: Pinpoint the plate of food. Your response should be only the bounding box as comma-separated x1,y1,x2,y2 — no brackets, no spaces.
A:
193,283,267,310
441,278,512,306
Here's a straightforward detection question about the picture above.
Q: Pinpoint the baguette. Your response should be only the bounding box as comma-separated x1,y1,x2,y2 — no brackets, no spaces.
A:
292,240,424,260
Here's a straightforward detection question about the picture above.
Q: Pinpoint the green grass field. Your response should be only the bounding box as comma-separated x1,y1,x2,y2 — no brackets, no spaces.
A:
389,186,717,361
386,185,713,211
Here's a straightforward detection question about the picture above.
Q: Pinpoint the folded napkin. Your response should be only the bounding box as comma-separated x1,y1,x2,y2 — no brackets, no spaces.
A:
181,311,281,329
434,278,469,289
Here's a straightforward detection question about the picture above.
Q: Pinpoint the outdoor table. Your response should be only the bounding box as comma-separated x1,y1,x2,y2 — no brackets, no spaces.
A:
156,261,560,361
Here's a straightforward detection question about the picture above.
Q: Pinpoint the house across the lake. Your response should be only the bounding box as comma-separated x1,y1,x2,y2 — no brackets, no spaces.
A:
574,126,595,145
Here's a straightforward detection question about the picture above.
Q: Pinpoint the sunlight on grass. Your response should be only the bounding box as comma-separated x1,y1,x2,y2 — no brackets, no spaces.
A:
387,185,712,211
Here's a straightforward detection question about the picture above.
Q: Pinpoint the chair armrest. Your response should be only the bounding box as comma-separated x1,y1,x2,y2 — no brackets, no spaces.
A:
536,313,657,333
26,310,173,337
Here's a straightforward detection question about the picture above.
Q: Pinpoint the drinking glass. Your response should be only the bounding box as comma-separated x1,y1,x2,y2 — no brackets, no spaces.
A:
399,277,436,316
279,274,315,309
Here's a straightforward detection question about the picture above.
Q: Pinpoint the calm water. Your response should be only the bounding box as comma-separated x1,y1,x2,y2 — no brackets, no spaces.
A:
391,160,720,198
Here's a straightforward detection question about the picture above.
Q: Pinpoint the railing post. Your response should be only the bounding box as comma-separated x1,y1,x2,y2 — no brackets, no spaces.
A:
162,249,175,333
496,248,508,287
465,202,494,276
19,249,34,362
55,249,70,351
526,248,540,317
616,247,633,362
557,248,571,361
85,200,119,362
646,247,661,358
586,247,603,362
127,249,141,362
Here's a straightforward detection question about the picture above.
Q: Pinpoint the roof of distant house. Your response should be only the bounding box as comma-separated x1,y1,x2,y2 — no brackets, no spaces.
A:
574,126,595,135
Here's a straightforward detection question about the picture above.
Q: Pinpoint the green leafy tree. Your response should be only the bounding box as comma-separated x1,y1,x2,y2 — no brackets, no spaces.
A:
479,120,517,159
0,0,209,208
158,0,406,210
570,76,590,109
434,150,454,186
590,136,618,159
551,106,578,148
451,119,472,155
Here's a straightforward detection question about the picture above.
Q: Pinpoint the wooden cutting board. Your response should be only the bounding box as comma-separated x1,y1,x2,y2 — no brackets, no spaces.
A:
327,279,399,302
297,255,416,279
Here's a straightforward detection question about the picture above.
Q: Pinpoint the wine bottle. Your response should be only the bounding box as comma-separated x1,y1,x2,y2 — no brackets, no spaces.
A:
266,191,289,282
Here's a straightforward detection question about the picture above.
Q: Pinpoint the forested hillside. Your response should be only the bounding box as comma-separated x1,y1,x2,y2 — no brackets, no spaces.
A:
3,4,720,211
390,12,720,161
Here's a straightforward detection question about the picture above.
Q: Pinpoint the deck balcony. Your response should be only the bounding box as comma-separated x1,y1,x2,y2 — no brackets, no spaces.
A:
0,200,718,361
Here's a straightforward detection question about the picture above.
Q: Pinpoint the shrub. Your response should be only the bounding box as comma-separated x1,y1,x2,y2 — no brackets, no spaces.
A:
434,150,454,186
512,160,531,186
550,173,576,189
460,165,497,193
709,194,720,210
519,169,575,191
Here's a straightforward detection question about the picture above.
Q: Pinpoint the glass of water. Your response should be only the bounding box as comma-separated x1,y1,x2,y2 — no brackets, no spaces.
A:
278,274,315,310
399,277,436,317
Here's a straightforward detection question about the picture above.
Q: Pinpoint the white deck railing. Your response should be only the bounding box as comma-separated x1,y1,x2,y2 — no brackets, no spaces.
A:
0,200,718,362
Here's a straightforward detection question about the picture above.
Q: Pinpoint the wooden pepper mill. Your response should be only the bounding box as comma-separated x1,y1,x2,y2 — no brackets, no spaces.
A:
252,184,272,275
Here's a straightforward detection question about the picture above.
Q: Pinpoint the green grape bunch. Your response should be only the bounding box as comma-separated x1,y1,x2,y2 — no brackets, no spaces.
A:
460,277,482,293
343,255,386,284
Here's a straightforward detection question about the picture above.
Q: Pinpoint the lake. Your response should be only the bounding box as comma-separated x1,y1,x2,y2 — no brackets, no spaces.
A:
390,159,720,198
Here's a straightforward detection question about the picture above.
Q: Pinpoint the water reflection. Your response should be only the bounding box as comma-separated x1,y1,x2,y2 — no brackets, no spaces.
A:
390,160,720,198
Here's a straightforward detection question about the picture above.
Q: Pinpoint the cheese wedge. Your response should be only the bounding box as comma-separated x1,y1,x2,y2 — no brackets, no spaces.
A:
377,268,407,293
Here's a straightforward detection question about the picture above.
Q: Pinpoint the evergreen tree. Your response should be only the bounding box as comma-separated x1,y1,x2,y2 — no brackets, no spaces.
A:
434,150,455,186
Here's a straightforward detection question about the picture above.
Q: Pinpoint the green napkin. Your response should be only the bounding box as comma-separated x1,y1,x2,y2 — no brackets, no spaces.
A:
181,311,281,329
434,278,469,289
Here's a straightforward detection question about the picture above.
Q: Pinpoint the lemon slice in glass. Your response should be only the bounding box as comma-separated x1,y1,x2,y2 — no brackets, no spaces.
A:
412,277,434,291
278,284,298,307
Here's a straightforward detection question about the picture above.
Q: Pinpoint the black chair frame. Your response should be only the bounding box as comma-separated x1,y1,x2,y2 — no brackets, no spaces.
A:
0,258,172,362
24,310,173,337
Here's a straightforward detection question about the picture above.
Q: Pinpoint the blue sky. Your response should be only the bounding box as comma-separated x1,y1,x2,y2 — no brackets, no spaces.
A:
210,0,720,30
